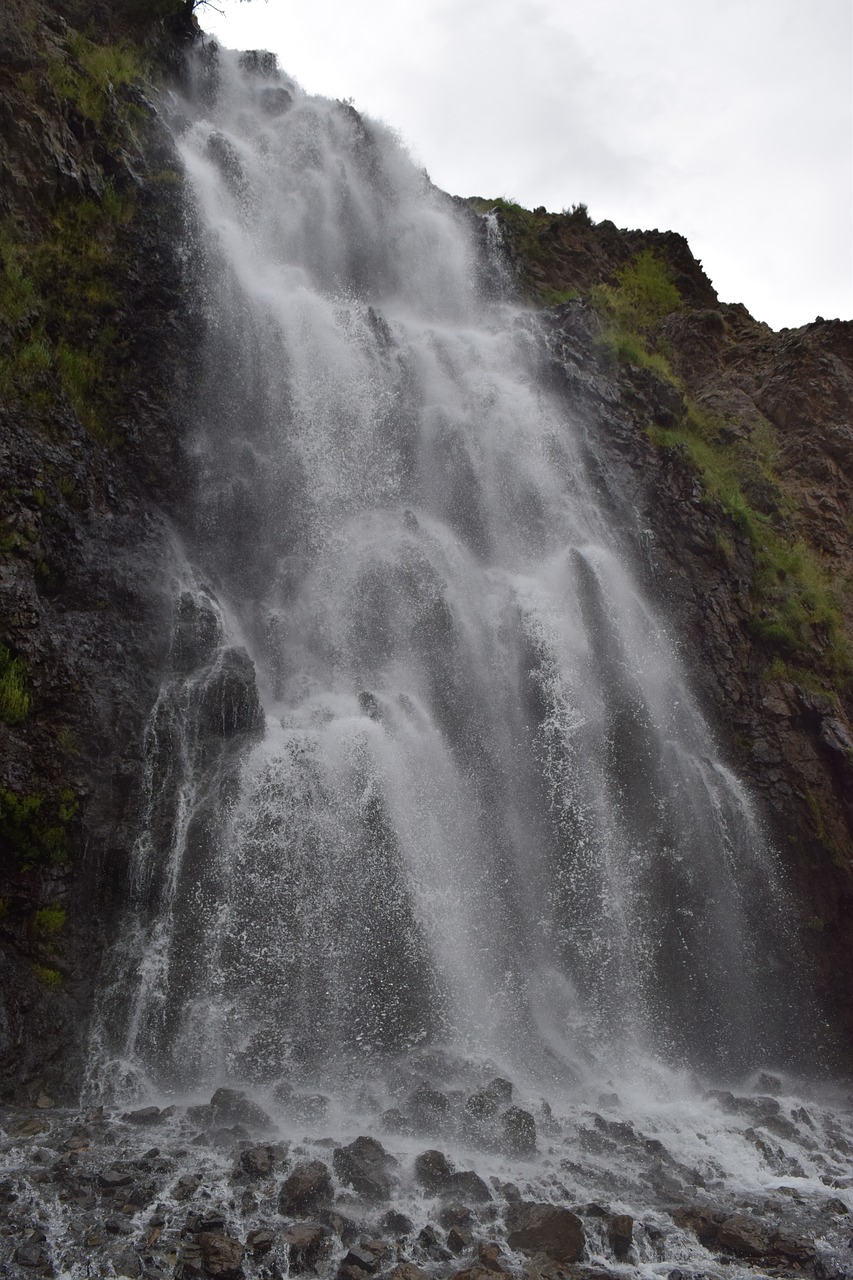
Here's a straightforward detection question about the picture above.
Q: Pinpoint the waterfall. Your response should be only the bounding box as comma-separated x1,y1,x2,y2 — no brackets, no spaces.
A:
88,50,817,1106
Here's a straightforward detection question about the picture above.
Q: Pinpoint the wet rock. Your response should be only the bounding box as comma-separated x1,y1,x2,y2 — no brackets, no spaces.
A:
14,1238,50,1269
333,1135,398,1201
319,1209,359,1243
417,1224,452,1261
209,1087,270,1130
755,1072,783,1095
123,1105,163,1125
414,1148,454,1193
285,1221,331,1274
387,1267,430,1280
279,1160,333,1214
439,1203,473,1230
239,1144,275,1178
716,1214,767,1257
447,1224,474,1254
672,1205,721,1247
382,1209,414,1236
505,1201,585,1263
476,1241,506,1272
609,1213,633,1258
99,1166,133,1189
413,1149,491,1202
246,1227,277,1258
197,650,265,739
196,1231,245,1277
500,1106,537,1156
173,1173,202,1202
341,1244,380,1273
465,1078,513,1119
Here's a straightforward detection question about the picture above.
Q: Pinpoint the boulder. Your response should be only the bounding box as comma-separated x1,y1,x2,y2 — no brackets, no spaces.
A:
717,1214,768,1258
609,1214,633,1258
333,1136,398,1201
284,1222,331,1274
209,1087,270,1131
198,1232,245,1278
505,1202,584,1263
279,1161,333,1215
197,649,265,738
500,1107,537,1156
465,1078,513,1119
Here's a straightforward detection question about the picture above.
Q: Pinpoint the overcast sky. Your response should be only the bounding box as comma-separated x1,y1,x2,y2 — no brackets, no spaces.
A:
200,0,852,331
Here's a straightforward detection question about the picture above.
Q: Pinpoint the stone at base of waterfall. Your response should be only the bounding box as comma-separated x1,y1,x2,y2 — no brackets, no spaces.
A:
279,1160,333,1214
334,1136,398,1201
285,1221,331,1273
177,1232,244,1278
208,1087,271,1131
465,1078,513,1119
717,1215,769,1257
609,1213,633,1258
413,1149,491,1202
500,1107,537,1156
505,1202,585,1262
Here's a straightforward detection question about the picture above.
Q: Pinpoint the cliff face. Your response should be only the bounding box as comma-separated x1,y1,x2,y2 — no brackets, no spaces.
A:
0,2,851,1103
0,0,197,1097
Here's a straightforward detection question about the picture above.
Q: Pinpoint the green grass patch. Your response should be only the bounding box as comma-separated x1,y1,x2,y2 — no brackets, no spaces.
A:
648,404,850,681
33,906,67,936
50,36,148,128
0,787,78,871
32,964,62,988
0,646,30,724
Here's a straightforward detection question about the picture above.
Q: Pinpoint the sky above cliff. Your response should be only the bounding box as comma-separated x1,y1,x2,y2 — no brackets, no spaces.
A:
201,0,852,332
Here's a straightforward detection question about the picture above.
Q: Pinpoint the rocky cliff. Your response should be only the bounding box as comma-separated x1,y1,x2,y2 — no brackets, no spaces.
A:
0,0,851,1103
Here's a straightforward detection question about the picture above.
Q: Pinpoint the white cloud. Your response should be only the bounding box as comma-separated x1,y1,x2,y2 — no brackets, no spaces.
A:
199,0,852,328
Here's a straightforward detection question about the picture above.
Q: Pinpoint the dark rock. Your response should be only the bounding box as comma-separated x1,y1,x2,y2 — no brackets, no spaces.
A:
341,1245,380,1273
465,1078,513,1118
122,1105,163,1124
279,1160,333,1214
417,1224,452,1261
500,1107,537,1156
197,650,265,738
609,1214,633,1258
439,1203,473,1229
333,1136,398,1201
239,1144,275,1178
505,1201,585,1262
98,1167,133,1188
285,1221,331,1274
386,1267,430,1280
447,1225,474,1254
716,1214,767,1257
382,1209,414,1236
197,1231,245,1277
414,1148,454,1193
476,1242,506,1272
246,1228,277,1258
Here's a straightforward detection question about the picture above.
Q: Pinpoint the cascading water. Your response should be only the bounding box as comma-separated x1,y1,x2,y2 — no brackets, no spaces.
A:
87,50,819,1105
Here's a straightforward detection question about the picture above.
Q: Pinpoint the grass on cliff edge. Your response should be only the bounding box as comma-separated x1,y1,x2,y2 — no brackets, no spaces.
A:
648,405,850,683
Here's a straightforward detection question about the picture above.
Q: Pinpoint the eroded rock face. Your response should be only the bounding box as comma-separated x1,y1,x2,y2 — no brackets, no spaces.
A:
0,0,199,1100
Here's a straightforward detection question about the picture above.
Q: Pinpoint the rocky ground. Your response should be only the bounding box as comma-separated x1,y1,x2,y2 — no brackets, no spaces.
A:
2,1065,853,1280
